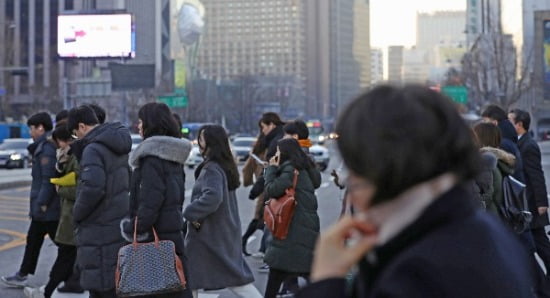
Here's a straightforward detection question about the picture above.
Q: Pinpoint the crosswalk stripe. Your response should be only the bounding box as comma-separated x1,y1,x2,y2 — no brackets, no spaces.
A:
0,196,28,202
0,215,28,222
0,210,28,215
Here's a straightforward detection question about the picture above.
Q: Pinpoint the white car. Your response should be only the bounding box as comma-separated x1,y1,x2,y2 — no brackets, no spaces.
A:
185,145,203,169
231,137,257,162
309,144,329,172
130,134,142,151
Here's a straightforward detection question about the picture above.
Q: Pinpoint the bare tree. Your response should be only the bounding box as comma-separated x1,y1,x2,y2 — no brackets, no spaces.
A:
461,9,533,110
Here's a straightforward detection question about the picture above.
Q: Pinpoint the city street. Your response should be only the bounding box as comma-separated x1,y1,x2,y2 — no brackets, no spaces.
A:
0,142,343,298
3,140,550,297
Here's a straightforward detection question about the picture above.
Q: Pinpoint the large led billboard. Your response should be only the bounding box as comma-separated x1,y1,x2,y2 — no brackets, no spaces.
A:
57,13,134,59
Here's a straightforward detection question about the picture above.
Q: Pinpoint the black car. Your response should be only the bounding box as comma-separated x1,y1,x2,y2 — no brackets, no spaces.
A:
0,138,32,169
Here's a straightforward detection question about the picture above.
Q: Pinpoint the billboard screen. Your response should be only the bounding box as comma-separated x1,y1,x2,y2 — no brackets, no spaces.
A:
57,13,134,58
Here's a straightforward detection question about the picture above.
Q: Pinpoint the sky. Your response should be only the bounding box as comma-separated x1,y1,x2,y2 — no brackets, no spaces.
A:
370,0,467,49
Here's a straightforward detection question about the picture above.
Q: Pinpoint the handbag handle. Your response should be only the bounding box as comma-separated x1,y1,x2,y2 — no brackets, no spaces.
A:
286,169,299,196
133,217,160,248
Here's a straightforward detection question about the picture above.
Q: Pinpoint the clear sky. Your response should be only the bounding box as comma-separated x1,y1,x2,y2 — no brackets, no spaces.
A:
370,0,467,49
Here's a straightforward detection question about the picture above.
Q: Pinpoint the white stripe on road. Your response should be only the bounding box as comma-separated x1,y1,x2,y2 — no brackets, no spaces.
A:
52,292,219,298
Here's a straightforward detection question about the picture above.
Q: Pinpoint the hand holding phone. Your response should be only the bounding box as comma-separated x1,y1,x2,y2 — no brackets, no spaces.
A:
269,153,280,166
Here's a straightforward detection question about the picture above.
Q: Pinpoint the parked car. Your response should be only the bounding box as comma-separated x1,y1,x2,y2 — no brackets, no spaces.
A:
0,138,33,169
309,144,329,172
231,137,257,162
130,134,142,151
185,145,203,169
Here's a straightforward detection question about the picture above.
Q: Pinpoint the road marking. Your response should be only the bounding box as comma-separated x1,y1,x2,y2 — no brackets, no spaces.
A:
0,196,28,202
0,228,26,252
0,215,28,221
198,294,219,298
320,182,331,188
0,210,28,215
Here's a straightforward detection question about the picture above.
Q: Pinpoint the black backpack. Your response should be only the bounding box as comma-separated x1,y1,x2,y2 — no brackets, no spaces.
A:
499,175,532,233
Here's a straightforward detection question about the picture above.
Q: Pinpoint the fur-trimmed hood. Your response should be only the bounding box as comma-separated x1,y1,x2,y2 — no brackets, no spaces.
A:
480,146,516,167
129,136,191,169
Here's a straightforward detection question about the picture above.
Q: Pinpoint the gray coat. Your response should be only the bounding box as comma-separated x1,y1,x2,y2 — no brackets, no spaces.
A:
183,161,254,290
72,123,132,292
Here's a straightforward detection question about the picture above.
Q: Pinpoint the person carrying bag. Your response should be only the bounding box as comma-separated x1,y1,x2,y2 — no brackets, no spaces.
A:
116,218,186,297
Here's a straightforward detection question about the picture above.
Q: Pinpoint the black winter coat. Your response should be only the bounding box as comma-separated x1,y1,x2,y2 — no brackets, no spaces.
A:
72,123,132,292
249,125,285,199
518,133,550,228
498,119,526,183
298,185,536,298
28,134,60,221
123,136,192,258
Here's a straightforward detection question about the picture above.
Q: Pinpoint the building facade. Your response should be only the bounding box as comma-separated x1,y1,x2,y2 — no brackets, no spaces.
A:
416,10,466,50
197,0,370,119
466,0,501,49
370,48,383,85
388,45,403,84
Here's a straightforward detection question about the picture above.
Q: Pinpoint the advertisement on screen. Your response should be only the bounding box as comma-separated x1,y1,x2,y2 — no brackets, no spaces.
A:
57,14,134,58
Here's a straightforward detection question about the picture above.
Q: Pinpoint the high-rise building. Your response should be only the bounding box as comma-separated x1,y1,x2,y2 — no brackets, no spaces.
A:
197,0,370,118
403,48,430,84
370,48,383,85
522,0,550,66
388,46,404,84
196,1,306,82
416,11,466,50
0,0,64,114
326,0,370,117
466,0,501,48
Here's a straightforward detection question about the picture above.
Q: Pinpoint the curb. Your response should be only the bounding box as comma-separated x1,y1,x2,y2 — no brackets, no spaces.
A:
0,180,31,191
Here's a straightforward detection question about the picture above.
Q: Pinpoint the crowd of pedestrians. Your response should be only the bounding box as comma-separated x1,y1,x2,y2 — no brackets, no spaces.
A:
3,84,550,298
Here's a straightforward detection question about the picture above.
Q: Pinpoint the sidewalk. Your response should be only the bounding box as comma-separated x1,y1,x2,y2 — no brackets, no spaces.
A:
0,169,32,190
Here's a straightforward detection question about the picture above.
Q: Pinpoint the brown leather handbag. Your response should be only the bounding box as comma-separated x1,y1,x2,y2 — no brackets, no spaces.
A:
264,169,299,240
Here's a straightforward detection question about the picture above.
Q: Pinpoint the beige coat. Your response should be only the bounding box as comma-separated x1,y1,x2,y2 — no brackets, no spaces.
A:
242,151,266,219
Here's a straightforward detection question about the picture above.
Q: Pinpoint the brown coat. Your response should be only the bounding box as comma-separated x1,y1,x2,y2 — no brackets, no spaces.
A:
242,151,266,219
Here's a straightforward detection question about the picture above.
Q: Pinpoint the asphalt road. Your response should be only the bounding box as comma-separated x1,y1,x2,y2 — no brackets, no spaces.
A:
3,141,550,297
0,141,343,298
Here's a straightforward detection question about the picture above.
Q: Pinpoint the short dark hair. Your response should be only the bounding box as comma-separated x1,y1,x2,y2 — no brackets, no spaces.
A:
481,105,507,122
278,138,315,170
336,85,480,206
27,112,53,131
67,105,99,132
87,103,106,124
509,109,531,131
55,110,68,123
259,112,284,127
283,120,309,140
138,102,181,139
52,123,73,143
473,122,501,148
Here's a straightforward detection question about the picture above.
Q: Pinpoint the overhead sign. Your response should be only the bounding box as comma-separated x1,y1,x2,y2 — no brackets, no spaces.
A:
442,86,468,104
158,94,188,108
109,63,155,91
